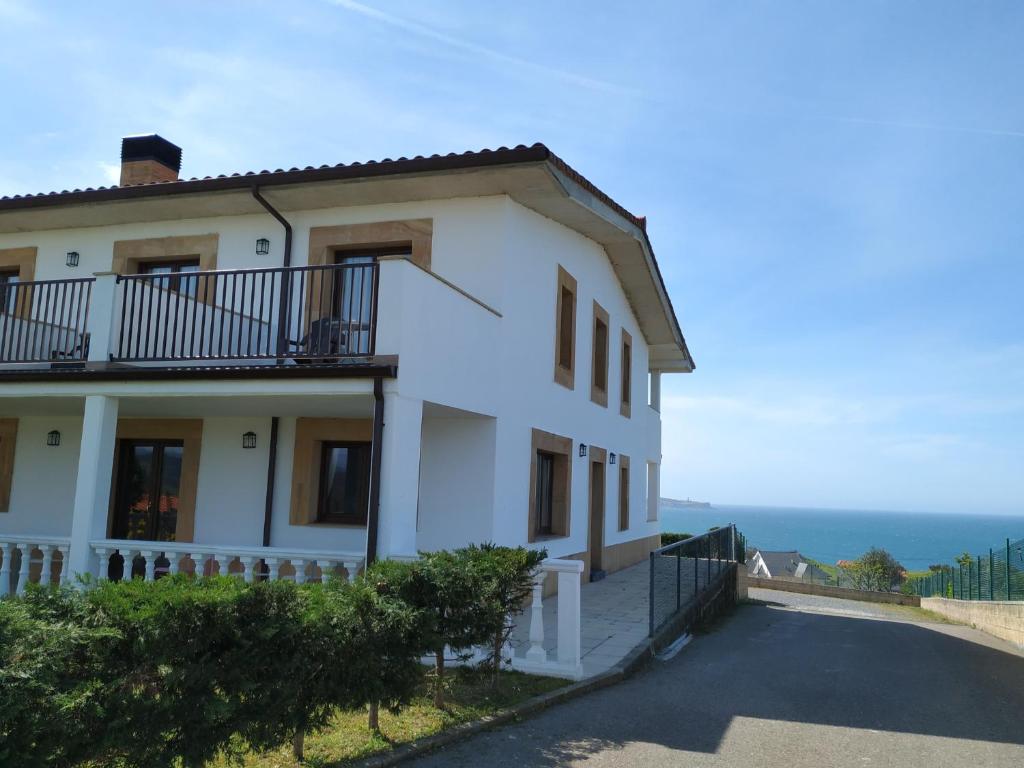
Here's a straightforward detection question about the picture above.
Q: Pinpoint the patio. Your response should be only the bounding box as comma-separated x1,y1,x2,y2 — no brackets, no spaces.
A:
510,560,653,679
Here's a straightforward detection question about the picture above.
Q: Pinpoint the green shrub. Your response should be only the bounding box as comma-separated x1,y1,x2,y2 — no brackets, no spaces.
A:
0,590,116,768
661,532,693,546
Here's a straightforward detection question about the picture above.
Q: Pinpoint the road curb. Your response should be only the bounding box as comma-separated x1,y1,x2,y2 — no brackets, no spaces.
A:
353,641,655,767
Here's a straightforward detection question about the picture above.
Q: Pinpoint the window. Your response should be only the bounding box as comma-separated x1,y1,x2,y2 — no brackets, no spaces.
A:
529,428,572,541
591,301,610,407
112,439,184,542
553,266,577,389
0,270,20,314
620,329,632,417
316,441,371,525
140,257,201,296
618,455,631,531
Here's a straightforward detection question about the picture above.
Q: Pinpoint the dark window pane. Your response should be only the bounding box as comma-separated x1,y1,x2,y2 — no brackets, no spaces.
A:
318,442,370,523
536,451,554,536
157,446,182,541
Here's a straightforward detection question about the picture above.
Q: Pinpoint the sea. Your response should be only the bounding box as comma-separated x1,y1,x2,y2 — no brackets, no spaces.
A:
659,503,1024,571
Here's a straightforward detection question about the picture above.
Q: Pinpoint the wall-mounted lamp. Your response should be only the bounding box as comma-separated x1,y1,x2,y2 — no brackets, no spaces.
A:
65,251,80,268
255,238,270,255
242,431,257,449
46,430,61,447
578,443,587,458
609,452,616,465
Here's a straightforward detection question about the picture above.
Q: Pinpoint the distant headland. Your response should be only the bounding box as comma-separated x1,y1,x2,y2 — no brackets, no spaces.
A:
661,497,712,509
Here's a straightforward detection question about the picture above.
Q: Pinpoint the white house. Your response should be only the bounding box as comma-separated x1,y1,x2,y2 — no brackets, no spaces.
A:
0,135,693,599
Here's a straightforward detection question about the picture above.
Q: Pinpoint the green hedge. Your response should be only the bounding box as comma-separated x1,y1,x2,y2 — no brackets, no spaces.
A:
0,544,541,767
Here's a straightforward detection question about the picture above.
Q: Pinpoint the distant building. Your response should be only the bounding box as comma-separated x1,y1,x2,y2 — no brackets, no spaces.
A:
748,550,830,583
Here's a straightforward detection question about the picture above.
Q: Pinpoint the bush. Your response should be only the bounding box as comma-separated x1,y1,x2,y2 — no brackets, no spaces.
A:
661,532,693,546
0,590,116,768
0,544,541,765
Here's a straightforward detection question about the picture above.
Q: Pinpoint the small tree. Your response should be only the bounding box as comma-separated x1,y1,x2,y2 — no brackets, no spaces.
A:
462,544,546,683
367,554,490,709
849,548,905,592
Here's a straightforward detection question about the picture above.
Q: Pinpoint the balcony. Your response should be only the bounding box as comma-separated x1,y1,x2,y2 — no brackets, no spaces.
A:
0,262,379,370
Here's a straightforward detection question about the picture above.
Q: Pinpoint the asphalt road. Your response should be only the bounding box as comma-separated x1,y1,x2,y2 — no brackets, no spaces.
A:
410,589,1024,767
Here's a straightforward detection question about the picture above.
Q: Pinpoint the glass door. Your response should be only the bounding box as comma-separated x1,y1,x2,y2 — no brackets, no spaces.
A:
112,439,184,542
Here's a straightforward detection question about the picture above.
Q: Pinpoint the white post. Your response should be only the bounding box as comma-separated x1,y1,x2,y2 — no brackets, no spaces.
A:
87,272,119,362
168,553,181,576
67,395,120,580
15,545,32,595
57,546,69,585
39,545,54,587
120,549,135,581
140,550,156,582
376,392,423,559
316,559,334,583
343,559,359,583
265,557,280,581
0,543,11,597
525,570,548,664
93,547,110,581
292,559,306,584
239,556,255,583
649,370,662,412
554,562,584,675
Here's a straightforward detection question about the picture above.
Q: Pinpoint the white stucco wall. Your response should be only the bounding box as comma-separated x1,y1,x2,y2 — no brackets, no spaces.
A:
416,412,496,552
4,417,81,536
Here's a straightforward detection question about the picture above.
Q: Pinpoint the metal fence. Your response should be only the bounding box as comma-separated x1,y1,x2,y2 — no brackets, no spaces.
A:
649,525,742,638
908,537,1024,601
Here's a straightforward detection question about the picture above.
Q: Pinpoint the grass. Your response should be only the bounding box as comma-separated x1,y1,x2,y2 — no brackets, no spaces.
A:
880,603,962,625
217,669,567,768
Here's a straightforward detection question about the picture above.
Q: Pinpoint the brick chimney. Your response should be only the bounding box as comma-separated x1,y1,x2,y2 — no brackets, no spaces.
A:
119,134,182,186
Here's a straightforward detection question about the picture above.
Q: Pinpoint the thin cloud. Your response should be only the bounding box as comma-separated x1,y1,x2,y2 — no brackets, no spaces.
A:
325,0,638,96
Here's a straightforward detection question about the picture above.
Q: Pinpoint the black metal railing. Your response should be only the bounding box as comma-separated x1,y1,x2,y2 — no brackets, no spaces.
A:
111,262,378,363
0,277,94,364
649,524,741,638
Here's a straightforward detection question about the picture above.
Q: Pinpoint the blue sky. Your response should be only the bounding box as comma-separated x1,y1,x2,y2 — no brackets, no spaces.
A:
1,1,1022,514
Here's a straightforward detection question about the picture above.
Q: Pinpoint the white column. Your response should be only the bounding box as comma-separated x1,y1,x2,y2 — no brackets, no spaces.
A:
553,560,584,675
649,370,662,412
376,392,423,559
15,545,32,596
0,543,12,597
87,272,119,362
67,395,120,580
39,545,54,587
525,570,548,664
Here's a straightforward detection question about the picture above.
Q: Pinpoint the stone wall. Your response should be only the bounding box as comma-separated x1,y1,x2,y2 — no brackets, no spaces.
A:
920,597,1024,648
748,576,921,606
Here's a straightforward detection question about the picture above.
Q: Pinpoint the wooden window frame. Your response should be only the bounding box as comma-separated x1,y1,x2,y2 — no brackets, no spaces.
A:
315,440,371,525
620,329,633,418
591,301,610,407
112,235,218,305
138,257,202,294
108,419,203,543
554,266,577,390
0,418,17,513
617,454,631,531
0,247,37,319
290,418,374,526
528,428,572,542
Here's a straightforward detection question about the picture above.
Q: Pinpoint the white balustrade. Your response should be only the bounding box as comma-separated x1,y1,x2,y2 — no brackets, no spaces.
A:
0,536,71,596
88,540,365,586
510,558,585,681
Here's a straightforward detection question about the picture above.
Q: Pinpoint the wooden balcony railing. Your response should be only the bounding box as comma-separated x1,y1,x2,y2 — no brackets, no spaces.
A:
111,262,379,363
0,278,93,364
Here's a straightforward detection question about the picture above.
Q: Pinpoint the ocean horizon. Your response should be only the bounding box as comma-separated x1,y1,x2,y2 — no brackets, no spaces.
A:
659,502,1024,571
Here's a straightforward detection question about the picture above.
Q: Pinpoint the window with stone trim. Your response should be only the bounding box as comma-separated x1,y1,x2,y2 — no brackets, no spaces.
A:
554,266,577,390
529,428,572,541
620,329,632,418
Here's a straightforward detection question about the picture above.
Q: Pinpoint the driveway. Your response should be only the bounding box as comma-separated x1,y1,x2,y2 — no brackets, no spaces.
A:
410,588,1024,767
